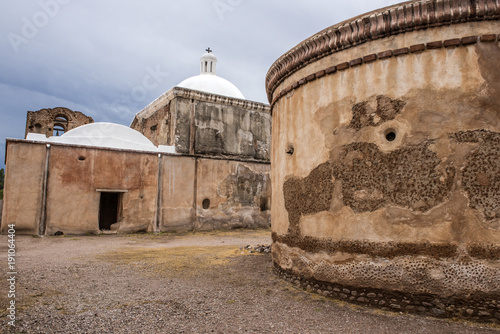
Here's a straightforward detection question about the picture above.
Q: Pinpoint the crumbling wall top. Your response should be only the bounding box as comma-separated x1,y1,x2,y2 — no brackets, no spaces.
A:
25,107,94,138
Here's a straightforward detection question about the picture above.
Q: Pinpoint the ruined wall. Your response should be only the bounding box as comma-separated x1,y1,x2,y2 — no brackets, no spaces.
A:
25,107,93,138
173,96,271,160
46,146,158,235
1,142,46,234
130,104,172,146
267,0,500,321
133,88,271,160
2,139,270,235
195,159,270,230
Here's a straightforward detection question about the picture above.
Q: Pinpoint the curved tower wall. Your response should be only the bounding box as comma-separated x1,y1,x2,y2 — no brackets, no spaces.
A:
267,0,500,320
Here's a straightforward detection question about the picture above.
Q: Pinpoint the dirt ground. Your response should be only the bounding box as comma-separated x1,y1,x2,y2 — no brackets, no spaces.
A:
1,229,499,334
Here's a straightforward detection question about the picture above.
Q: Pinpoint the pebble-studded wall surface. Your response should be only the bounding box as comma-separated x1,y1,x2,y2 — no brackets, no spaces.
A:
267,0,500,322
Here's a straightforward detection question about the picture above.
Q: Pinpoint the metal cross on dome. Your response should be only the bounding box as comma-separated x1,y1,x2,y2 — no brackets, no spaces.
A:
206,47,212,53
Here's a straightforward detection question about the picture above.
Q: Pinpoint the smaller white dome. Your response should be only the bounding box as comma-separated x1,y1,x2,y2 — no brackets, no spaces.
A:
52,122,157,151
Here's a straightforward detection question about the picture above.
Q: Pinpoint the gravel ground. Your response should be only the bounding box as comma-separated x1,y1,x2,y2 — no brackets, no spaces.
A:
1,229,499,334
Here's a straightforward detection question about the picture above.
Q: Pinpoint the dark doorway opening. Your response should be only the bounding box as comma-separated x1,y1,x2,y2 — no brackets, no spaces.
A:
99,192,119,230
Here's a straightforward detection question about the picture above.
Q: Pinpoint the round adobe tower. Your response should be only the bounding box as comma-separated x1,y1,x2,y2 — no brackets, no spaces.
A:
266,0,500,321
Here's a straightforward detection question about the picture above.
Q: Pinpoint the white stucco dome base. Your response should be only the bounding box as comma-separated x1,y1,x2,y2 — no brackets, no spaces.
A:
56,122,157,151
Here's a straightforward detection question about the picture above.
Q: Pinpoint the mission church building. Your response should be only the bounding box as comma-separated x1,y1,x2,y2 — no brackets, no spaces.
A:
1,50,271,235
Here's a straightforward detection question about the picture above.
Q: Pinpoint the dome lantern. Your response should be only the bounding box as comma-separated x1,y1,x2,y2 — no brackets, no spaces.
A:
200,47,217,75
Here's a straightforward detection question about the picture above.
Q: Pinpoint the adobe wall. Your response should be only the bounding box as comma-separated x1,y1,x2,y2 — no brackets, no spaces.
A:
1,142,46,234
1,141,159,235
130,104,172,146
160,155,196,231
1,140,270,235
45,145,159,235
267,0,500,321
194,158,270,230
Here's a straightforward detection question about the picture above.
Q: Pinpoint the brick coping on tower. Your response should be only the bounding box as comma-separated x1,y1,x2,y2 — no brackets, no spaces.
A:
268,33,499,109
265,0,500,104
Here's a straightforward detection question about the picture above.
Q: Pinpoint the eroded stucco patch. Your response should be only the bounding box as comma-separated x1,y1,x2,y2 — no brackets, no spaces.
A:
334,141,455,213
273,241,500,299
219,164,270,210
283,163,334,235
283,140,455,234
452,130,500,220
349,95,406,130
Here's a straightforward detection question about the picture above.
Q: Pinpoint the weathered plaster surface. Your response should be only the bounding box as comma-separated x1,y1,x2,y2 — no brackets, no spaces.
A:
1,141,270,235
46,146,159,234
132,87,271,161
195,160,270,230
268,7,500,318
130,104,172,146
173,97,271,160
1,142,46,234
160,156,196,231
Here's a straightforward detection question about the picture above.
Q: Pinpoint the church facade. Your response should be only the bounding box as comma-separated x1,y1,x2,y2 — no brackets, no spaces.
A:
1,51,271,235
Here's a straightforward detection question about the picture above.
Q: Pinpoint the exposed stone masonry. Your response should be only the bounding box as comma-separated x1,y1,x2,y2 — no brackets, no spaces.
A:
275,265,500,323
335,141,455,213
283,138,457,234
349,95,406,130
25,107,94,138
283,163,334,235
452,130,500,221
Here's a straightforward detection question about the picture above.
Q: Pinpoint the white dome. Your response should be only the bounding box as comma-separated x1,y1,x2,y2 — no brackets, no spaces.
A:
177,74,245,99
176,50,245,99
52,122,157,151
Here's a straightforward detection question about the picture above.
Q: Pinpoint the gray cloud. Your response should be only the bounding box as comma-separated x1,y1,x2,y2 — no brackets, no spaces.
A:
0,0,402,169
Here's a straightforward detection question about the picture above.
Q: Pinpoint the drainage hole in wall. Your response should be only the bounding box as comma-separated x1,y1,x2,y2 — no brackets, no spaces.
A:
385,131,396,142
78,156,86,161
202,198,210,209
286,144,294,155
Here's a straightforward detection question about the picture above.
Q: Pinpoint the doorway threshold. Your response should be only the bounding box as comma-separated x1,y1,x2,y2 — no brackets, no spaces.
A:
100,230,118,235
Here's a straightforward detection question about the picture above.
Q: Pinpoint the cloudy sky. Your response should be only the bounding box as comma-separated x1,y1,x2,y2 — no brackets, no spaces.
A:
0,0,402,169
